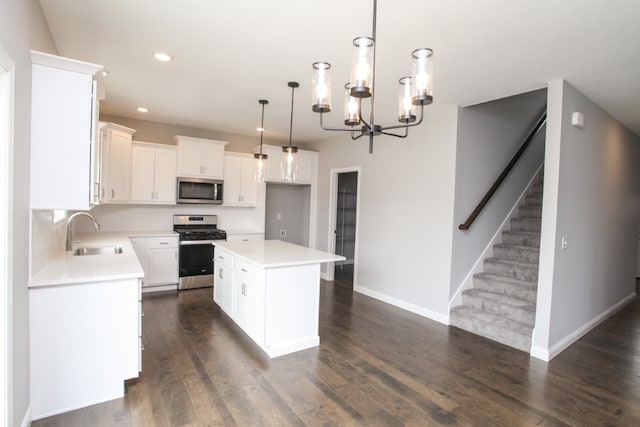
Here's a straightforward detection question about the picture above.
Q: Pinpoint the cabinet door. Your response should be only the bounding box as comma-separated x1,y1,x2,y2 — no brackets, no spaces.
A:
295,151,313,183
235,260,264,344
30,60,98,210
177,141,203,177
130,145,156,202
201,143,225,179
240,158,258,205
147,248,178,286
103,128,133,202
263,146,283,182
223,156,243,204
154,147,177,203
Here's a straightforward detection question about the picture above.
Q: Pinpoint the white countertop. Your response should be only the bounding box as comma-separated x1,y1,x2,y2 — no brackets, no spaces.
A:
29,231,176,288
213,239,345,268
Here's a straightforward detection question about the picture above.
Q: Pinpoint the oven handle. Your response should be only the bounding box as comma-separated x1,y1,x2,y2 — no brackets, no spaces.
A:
179,239,226,246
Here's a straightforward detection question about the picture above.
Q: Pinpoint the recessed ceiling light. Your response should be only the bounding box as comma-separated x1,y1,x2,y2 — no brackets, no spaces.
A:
137,107,149,113
102,69,109,77
153,52,173,62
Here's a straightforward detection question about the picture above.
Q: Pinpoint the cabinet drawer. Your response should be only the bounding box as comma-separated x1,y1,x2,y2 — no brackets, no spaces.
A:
216,250,234,269
147,236,178,249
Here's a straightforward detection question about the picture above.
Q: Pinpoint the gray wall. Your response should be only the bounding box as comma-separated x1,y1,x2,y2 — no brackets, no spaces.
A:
308,106,459,322
265,183,310,246
1,0,58,424
533,79,640,359
450,89,547,298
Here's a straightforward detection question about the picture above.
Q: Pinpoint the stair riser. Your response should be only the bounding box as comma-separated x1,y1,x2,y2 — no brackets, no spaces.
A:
525,193,543,206
450,313,532,352
484,260,538,282
474,276,537,303
511,218,541,232
493,246,539,264
502,232,540,248
532,184,543,195
518,206,542,219
461,293,535,326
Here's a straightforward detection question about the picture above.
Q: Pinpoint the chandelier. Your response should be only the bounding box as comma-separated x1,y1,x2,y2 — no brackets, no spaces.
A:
311,0,434,153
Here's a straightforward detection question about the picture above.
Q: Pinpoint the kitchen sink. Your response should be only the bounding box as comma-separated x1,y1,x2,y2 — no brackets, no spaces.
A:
72,246,124,256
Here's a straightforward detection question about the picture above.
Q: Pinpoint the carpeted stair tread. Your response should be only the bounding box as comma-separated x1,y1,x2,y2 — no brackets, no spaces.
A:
450,306,532,352
511,217,542,232
493,243,540,264
517,205,542,218
462,288,536,326
483,257,538,282
501,230,541,247
473,273,538,303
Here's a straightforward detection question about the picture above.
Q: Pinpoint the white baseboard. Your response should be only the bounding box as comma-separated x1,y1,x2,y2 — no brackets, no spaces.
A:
354,285,449,325
20,404,31,427
530,292,636,361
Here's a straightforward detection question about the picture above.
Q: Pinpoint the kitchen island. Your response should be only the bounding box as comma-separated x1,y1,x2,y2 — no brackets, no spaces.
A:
213,239,345,358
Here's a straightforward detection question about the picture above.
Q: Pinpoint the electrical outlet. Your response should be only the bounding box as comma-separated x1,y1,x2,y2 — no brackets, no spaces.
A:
280,229,286,238
277,213,282,221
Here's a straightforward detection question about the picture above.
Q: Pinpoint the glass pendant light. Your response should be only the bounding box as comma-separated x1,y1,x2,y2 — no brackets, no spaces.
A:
281,82,299,182
254,99,269,183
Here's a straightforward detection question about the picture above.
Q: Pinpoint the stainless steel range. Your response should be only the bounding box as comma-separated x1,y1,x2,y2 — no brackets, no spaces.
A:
173,214,227,290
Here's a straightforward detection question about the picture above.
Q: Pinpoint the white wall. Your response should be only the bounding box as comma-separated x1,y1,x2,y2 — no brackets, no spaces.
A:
308,106,459,323
450,89,547,299
532,79,640,360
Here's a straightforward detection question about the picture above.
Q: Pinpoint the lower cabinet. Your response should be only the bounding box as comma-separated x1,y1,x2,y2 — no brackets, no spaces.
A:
213,249,234,314
130,235,179,291
29,278,141,419
213,247,320,358
234,258,265,345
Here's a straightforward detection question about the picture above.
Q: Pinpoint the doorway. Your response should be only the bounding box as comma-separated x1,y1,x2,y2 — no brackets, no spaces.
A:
330,169,359,287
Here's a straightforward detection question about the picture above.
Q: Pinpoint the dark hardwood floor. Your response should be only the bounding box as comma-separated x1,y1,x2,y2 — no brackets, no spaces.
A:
33,279,640,426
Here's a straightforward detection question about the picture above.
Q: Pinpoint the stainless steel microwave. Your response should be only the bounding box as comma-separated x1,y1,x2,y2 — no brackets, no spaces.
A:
176,177,223,204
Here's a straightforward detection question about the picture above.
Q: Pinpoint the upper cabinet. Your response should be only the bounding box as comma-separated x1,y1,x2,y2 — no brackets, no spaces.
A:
174,136,228,179
30,51,103,210
223,153,258,207
130,142,177,204
100,122,136,203
258,145,318,185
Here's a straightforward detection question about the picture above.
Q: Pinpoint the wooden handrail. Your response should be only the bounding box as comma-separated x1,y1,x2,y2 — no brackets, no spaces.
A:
458,110,547,231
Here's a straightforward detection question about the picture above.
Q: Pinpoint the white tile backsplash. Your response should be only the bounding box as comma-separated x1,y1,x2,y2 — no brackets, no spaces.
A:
31,209,67,276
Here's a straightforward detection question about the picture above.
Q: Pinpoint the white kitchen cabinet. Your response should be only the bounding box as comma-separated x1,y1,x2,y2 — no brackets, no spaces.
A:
100,122,136,203
30,50,103,210
130,235,178,290
258,144,318,184
226,232,264,241
223,153,258,206
213,249,234,314
174,135,228,179
29,278,140,419
131,142,177,204
233,258,265,345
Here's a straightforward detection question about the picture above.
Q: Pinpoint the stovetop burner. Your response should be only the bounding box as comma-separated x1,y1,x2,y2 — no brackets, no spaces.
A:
173,214,226,241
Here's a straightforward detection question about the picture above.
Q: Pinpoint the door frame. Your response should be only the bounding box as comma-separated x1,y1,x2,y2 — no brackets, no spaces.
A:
0,44,15,427
326,167,361,283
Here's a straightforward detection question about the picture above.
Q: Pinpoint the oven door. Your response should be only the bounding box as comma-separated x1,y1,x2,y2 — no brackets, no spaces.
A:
178,240,215,289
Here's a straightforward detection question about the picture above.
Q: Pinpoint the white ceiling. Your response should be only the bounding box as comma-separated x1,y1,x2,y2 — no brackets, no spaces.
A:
39,0,640,144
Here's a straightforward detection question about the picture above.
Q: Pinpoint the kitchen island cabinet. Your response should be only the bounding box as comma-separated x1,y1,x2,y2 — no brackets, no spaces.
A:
213,240,344,358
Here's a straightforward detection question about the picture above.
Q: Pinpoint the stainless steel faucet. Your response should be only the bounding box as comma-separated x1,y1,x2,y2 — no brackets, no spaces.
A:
66,212,100,251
